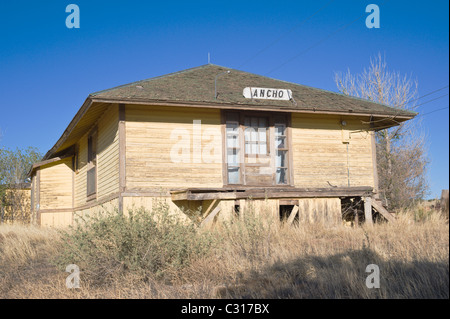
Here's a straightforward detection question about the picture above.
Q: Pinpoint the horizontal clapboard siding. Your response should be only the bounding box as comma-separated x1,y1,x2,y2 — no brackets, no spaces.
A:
125,105,223,189
97,105,119,198
291,113,374,188
74,104,119,206
74,131,88,206
39,158,73,209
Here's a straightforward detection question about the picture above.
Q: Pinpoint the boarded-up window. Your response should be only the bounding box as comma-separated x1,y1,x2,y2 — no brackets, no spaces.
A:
87,130,97,197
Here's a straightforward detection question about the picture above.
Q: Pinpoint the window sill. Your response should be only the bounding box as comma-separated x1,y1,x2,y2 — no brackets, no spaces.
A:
86,194,97,202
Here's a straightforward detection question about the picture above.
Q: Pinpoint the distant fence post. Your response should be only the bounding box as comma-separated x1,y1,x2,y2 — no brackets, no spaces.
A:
441,190,449,219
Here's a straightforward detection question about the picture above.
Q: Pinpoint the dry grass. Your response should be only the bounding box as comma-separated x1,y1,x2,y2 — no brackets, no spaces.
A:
0,207,448,299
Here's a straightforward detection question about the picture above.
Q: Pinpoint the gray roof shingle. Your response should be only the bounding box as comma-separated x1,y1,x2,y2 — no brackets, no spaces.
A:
90,64,416,118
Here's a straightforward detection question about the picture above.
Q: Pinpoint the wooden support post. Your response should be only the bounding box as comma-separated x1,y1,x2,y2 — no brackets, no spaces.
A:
364,197,373,226
118,104,126,214
371,200,396,223
202,199,218,218
370,130,380,199
287,205,299,225
36,169,41,226
239,199,245,219
30,175,35,225
200,206,221,227
354,208,359,227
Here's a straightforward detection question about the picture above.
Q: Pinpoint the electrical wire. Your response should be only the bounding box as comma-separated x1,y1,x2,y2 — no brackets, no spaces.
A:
361,90,449,125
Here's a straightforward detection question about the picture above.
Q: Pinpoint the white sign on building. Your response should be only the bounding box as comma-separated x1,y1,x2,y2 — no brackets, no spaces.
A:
243,87,292,101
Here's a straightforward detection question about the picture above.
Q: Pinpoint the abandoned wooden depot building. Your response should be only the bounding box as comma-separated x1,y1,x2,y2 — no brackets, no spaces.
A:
29,64,415,227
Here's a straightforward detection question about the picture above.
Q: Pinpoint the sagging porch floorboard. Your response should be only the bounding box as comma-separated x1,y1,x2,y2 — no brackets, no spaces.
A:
170,186,373,201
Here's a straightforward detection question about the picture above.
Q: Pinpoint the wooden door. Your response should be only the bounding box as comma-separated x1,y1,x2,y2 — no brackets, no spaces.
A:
243,116,273,186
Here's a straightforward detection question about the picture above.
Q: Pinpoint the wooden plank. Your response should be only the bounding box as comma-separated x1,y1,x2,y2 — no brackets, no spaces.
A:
202,199,218,218
371,200,396,223
125,106,223,189
371,131,379,198
72,156,75,209
119,104,126,195
73,192,120,212
364,197,373,225
170,186,373,201
90,97,415,121
36,169,41,225
354,208,359,227
239,112,246,185
287,205,299,225
118,195,123,215
38,208,74,213
121,191,171,197
30,174,35,224
291,113,376,189
200,206,221,227
220,110,228,185
279,199,299,205
188,192,238,201
183,190,370,201
185,186,372,192
31,154,74,172
171,192,189,201
97,104,120,198
287,113,294,186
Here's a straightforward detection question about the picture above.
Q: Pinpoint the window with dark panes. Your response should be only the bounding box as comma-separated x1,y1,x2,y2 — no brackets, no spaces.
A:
87,130,97,197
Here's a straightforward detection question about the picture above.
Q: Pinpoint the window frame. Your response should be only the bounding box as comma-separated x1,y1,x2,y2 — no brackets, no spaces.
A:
222,110,293,187
86,128,98,200
244,116,270,157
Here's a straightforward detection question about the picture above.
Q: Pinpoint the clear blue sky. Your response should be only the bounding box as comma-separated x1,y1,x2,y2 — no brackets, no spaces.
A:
0,0,448,198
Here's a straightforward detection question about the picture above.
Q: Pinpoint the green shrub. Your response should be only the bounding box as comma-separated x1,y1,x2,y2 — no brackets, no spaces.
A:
55,201,213,282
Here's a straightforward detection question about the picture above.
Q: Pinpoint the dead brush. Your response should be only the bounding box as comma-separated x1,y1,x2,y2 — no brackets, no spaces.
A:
0,204,448,298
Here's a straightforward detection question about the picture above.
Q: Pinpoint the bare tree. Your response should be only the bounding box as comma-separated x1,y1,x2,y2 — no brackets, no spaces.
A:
335,53,429,209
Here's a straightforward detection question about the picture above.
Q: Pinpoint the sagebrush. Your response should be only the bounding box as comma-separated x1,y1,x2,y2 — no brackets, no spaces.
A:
0,203,448,298
55,201,214,283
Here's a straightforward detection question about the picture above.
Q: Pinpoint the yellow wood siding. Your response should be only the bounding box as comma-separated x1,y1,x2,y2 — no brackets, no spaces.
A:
291,113,374,188
296,198,341,225
39,159,73,210
123,196,190,221
125,105,223,190
74,198,119,220
40,211,73,227
74,131,88,206
97,105,119,199
74,105,119,206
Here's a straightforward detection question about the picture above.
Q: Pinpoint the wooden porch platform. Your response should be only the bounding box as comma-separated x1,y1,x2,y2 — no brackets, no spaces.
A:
170,186,373,201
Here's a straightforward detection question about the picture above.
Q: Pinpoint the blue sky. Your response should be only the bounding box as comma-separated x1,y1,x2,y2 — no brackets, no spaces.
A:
0,0,448,198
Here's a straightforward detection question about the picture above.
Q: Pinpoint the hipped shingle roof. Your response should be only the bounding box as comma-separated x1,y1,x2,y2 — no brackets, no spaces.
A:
90,64,416,118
